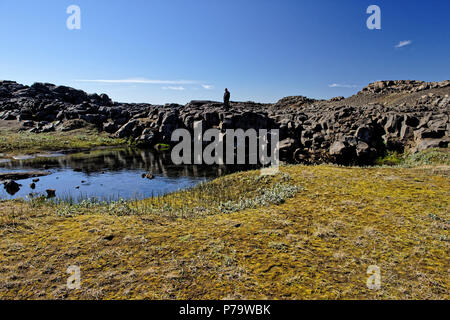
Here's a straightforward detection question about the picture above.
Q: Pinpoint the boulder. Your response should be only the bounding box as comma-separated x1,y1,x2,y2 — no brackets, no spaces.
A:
355,141,377,160
3,180,21,195
103,122,118,134
383,134,404,152
21,120,35,128
159,112,180,141
278,138,297,160
115,120,139,138
414,139,449,153
400,124,414,141
414,128,446,140
355,126,373,144
137,130,156,146
2,111,17,120
80,114,106,125
142,173,155,180
46,189,56,198
330,140,348,156
203,111,220,127
41,123,55,133
384,115,401,134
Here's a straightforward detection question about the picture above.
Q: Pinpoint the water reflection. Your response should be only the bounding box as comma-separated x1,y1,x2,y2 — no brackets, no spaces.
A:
3,180,21,195
0,147,257,201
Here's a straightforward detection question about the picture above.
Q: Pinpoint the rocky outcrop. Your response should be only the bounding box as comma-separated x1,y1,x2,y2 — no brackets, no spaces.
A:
360,80,450,95
0,80,449,165
274,96,318,108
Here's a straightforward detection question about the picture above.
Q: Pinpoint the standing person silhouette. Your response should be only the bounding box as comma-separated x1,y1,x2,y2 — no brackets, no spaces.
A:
223,88,230,111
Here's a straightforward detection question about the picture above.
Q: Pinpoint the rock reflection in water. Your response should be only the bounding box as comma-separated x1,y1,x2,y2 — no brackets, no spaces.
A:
0,147,257,202
3,180,21,195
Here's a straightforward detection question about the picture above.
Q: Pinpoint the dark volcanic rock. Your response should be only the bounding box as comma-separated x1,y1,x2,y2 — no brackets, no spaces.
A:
3,180,21,195
103,121,118,134
46,189,56,198
1,79,449,165
115,120,139,138
330,140,347,156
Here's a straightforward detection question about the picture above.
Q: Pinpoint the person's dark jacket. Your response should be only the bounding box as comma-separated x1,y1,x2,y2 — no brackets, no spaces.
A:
224,90,230,104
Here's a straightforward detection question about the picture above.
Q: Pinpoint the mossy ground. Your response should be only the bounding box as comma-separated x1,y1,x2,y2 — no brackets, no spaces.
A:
0,161,448,300
0,124,126,156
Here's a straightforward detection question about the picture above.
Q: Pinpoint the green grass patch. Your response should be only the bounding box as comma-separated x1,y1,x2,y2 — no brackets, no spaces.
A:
376,148,450,167
402,148,450,166
375,151,403,166
0,127,126,155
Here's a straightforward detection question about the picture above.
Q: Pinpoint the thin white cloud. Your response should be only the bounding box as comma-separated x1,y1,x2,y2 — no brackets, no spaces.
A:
202,84,214,90
75,78,198,85
395,40,412,48
328,83,359,88
162,86,185,91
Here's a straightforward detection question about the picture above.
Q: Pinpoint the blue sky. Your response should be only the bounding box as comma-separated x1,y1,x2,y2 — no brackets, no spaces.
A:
0,0,449,104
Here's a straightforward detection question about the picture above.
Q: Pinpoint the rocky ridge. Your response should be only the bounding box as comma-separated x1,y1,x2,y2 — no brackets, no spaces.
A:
0,80,449,165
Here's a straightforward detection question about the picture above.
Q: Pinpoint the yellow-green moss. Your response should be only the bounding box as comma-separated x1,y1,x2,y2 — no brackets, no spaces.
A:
0,164,448,300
